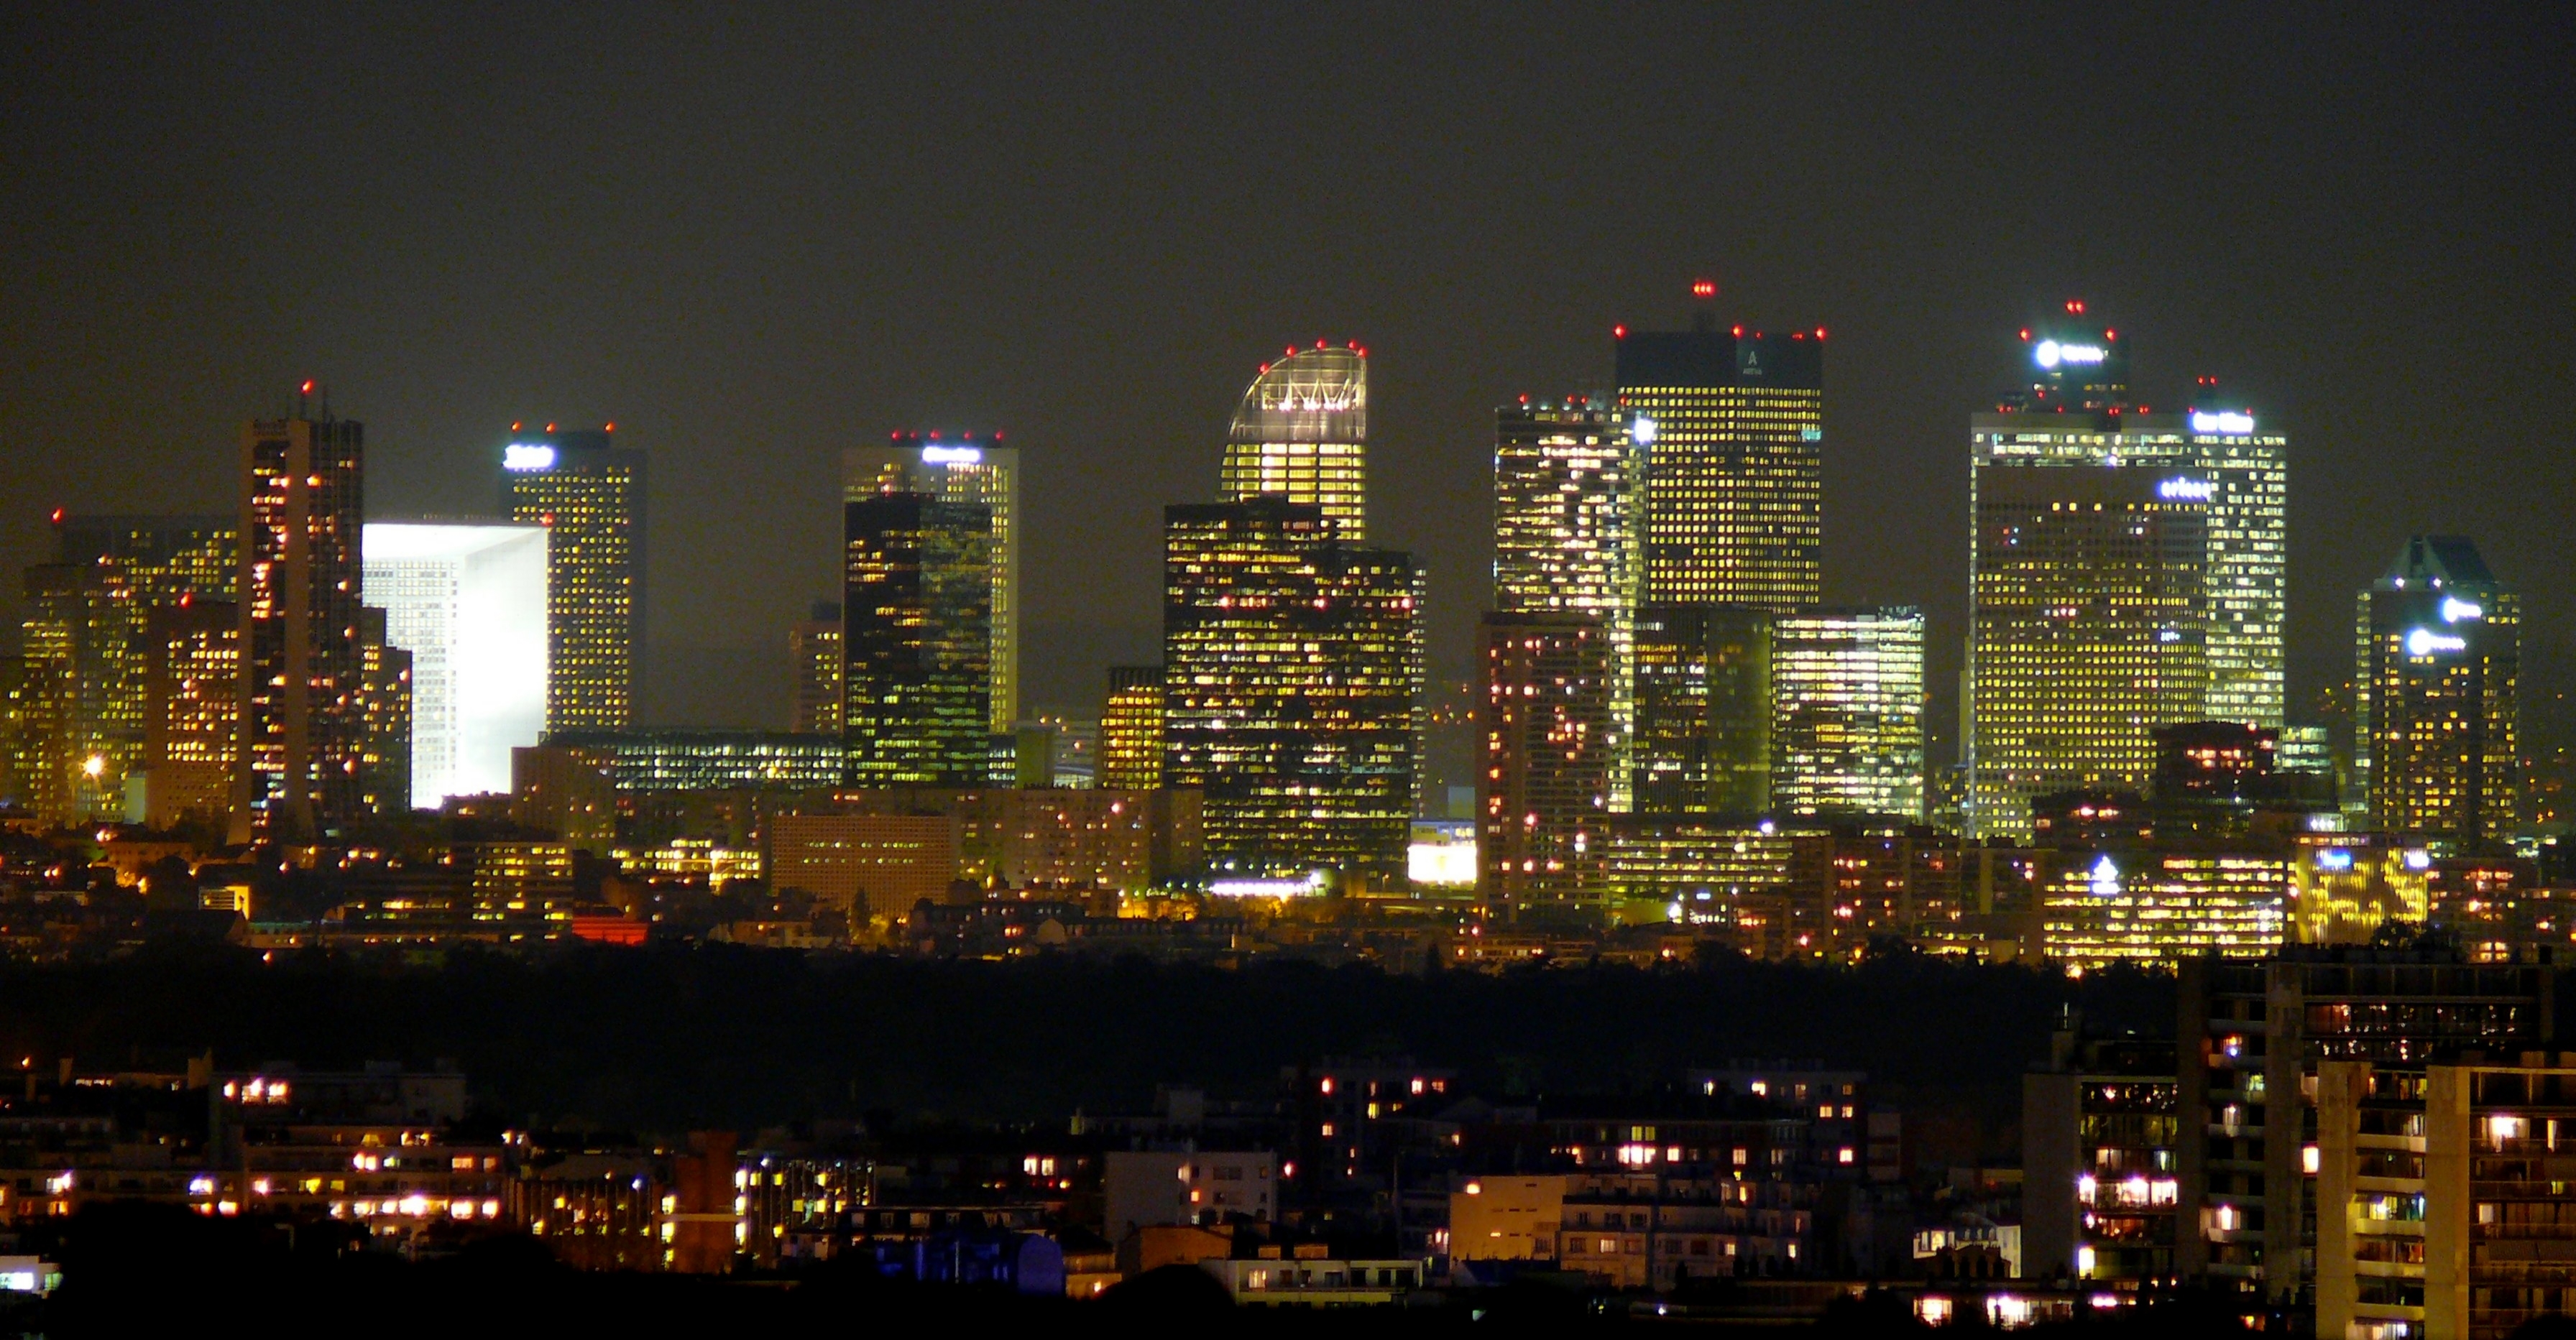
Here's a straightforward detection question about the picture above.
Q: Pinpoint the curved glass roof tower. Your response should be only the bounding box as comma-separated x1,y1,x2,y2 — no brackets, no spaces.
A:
1220,343,1368,540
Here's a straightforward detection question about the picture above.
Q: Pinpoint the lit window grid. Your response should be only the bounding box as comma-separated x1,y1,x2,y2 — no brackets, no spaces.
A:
1099,670,1164,793
1971,422,2286,730
1622,385,1823,614
1770,609,1925,821
507,463,640,733
2040,854,2288,970
1221,348,1368,542
2354,586,2519,844
1967,463,2209,836
1493,407,1639,810
1162,503,1415,882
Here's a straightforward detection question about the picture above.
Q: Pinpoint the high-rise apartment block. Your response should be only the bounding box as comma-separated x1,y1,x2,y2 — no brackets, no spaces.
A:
1220,344,1369,540
2174,951,2554,1301
1493,398,1639,808
362,522,548,808
1476,611,1613,915
18,513,235,819
502,426,643,732
1966,313,2288,837
841,493,993,787
2315,1054,2576,1340
845,433,1019,733
1162,499,1417,884
1770,606,1926,821
236,406,367,838
788,601,842,735
2355,536,2519,848
1098,665,1164,793
1616,290,1823,612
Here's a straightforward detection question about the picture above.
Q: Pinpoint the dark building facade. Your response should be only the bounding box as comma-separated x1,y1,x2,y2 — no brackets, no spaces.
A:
1477,611,1612,915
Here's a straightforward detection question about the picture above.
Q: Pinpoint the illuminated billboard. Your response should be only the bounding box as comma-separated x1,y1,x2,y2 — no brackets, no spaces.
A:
362,522,549,808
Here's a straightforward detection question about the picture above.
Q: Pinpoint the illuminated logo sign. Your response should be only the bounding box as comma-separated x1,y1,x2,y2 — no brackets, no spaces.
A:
2314,849,2354,872
920,445,983,466
2189,411,2256,434
2034,340,2107,369
2158,478,2216,502
2088,855,2122,899
2404,628,2467,656
1631,415,1656,445
502,443,557,472
2403,849,2432,872
2441,597,2483,624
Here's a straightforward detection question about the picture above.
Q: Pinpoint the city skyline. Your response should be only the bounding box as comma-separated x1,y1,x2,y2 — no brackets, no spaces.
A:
1,6,2563,770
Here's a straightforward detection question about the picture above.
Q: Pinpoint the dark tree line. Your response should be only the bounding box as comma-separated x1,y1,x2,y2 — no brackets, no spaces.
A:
0,945,2177,1141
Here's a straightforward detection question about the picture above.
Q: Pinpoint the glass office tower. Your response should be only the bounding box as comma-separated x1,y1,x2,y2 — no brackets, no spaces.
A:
2355,536,2519,847
844,433,1020,733
1162,499,1416,884
842,493,993,787
1220,344,1369,541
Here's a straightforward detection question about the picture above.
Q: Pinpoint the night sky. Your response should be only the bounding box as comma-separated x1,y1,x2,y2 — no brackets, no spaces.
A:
4,4,2570,782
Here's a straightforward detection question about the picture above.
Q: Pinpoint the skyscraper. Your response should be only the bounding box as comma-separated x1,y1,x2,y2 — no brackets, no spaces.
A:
1162,498,1416,884
502,425,645,733
236,402,367,838
1617,285,1824,611
2355,537,2519,846
844,433,1019,733
142,596,238,830
1771,606,1927,821
18,513,235,818
362,521,549,808
1969,461,2209,834
1965,311,2288,834
1494,397,1639,809
1098,665,1164,793
788,601,842,735
1630,605,1772,815
1220,344,1369,540
1477,611,1613,915
842,493,993,787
